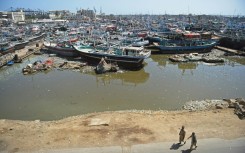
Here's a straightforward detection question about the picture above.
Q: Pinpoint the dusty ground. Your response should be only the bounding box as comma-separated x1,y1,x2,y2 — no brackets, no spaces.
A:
0,108,245,153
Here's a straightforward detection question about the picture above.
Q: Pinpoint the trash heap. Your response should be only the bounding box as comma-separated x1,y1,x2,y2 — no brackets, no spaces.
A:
57,61,87,70
22,57,90,75
22,59,53,75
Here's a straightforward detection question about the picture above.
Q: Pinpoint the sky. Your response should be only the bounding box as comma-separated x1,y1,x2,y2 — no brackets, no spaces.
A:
0,0,245,15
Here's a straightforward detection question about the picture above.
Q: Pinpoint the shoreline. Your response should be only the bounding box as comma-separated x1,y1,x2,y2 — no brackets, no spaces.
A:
1,107,245,152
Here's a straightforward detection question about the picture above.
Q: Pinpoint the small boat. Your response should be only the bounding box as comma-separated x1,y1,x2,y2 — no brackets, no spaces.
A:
7,60,14,66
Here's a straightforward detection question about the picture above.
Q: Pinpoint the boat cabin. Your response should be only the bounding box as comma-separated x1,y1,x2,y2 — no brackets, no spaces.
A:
120,46,142,56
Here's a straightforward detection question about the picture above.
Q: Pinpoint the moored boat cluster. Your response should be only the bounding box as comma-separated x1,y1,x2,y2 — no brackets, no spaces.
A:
1,14,245,73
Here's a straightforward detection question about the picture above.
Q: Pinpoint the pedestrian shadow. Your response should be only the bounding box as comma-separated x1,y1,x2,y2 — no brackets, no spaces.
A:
170,143,183,150
181,149,192,153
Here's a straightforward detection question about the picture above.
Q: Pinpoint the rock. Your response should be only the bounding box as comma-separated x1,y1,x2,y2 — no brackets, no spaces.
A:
183,99,229,111
89,118,110,126
35,120,40,123
223,98,244,108
95,58,118,74
223,99,236,103
236,98,245,106
215,104,224,109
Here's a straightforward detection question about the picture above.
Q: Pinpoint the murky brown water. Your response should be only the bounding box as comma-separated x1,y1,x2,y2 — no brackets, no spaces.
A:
0,54,245,121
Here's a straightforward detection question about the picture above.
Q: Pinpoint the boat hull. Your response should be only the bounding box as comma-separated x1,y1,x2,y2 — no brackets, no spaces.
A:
0,46,15,55
44,44,78,57
28,33,45,44
14,41,29,50
219,37,245,51
158,45,215,54
158,41,217,54
74,48,144,69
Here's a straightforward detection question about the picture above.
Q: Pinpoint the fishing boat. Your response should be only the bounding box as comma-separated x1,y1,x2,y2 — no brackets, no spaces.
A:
157,39,217,54
28,32,45,43
43,41,79,57
0,42,15,56
10,36,29,50
73,44,151,69
215,29,245,51
132,40,149,47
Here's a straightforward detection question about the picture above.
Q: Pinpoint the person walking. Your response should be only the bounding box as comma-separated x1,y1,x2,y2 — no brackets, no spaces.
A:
179,126,186,144
187,132,197,150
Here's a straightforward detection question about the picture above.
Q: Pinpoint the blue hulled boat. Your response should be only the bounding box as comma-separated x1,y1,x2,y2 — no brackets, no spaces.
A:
157,39,217,54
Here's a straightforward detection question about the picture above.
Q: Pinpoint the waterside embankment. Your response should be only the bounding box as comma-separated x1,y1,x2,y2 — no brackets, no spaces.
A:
0,98,244,152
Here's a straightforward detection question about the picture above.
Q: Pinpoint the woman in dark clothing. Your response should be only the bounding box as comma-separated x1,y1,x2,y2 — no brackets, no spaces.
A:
187,132,197,150
179,126,186,144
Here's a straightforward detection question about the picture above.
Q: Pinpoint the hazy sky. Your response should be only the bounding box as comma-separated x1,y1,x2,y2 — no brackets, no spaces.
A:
0,0,245,15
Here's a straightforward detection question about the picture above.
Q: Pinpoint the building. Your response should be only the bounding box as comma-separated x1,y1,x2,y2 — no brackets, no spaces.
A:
49,10,70,19
0,10,25,23
63,12,76,20
76,9,95,20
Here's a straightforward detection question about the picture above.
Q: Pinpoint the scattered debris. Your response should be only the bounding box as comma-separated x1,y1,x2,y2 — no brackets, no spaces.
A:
169,55,189,62
169,52,225,63
202,57,224,63
95,58,119,74
22,59,53,75
57,61,87,70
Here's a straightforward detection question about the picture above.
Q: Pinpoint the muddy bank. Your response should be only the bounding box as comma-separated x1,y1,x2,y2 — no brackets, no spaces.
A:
0,104,245,152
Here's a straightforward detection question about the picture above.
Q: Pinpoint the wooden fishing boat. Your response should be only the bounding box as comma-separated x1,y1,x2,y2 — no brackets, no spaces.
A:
157,39,217,54
0,42,15,56
73,44,151,69
43,41,78,57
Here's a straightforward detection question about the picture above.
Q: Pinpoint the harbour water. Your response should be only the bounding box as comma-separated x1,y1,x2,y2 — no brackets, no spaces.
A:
0,53,245,121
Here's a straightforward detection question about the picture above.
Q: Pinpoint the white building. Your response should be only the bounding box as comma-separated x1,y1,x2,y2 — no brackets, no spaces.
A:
12,10,25,22
0,10,25,23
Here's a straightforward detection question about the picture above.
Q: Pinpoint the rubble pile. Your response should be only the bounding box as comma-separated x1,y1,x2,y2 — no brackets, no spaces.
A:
22,59,53,75
183,98,245,119
183,99,228,111
56,61,87,70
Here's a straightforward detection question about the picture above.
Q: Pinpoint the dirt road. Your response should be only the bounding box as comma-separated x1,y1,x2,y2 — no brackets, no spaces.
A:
0,108,244,153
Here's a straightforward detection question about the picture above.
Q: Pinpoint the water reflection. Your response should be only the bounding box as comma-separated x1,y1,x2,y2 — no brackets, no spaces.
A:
0,53,244,121
150,54,169,67
225,56,245,66
91,69,150,87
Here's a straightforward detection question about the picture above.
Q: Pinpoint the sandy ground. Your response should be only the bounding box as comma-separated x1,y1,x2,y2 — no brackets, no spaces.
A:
0,108,245,153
